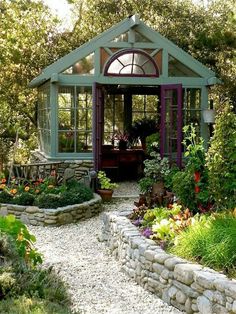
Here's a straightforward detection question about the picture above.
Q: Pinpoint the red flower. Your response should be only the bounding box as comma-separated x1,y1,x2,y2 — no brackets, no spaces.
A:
195,186,200,193
194,171,201,183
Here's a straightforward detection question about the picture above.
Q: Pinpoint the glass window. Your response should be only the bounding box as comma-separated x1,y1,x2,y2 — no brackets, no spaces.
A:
62,53,94,75
105,49,159,77
58,86,92,153
183,88,201,137
38,83,51,154
168,55,200,77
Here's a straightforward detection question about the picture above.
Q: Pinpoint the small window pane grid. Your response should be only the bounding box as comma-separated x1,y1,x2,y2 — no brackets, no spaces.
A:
104,94,124,145
132,95,158,122
62,53,94,75
38,84,51,154
58,86,92,153
105,50,159,77
183,88,201,140
163,90,178,159
104,94,158,146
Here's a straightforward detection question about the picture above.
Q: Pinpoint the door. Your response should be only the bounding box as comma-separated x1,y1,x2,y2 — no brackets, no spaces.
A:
92,83,104,171
160,84,183,167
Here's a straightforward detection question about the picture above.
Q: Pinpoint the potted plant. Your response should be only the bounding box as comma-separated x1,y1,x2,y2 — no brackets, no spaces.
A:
128,118,158,150
112,131,129,150
97,171,118,201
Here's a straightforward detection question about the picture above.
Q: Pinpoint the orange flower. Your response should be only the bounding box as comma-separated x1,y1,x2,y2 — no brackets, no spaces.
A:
24,186,30,192
1,178,6,183
35,189,40,194
10,189,17,195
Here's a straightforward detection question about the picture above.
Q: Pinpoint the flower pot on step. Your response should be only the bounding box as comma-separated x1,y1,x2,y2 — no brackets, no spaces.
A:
97,189,114,202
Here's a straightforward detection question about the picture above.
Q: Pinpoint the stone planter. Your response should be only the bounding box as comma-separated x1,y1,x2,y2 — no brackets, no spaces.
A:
0,194,102,226
102,210,236,314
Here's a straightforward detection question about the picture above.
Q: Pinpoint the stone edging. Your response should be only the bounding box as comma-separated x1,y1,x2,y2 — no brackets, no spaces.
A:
0,194,102,226
101,210,236,314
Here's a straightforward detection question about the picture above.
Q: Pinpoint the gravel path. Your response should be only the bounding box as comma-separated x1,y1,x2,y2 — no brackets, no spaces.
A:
30,199,182,314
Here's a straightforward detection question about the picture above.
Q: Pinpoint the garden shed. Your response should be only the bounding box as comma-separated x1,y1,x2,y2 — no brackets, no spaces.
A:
30,15,218,179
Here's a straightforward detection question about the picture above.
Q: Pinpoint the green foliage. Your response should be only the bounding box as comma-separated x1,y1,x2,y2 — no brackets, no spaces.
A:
206,104,236,209
172,170,196,210
138,177,155,194
164,166,179,191
129,118,158,142
146,133,159,155
172,125,211,212
182,124,205,172
97,171,118,190
171,214,236,273
0,215,42,266
143,152,170,182
0,296,73,314
13,192,35,206
34,194,61,209
0,191,14,204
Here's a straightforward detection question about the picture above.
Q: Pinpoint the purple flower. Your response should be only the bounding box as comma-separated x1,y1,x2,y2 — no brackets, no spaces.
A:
142,227,153,238
133,218,142,227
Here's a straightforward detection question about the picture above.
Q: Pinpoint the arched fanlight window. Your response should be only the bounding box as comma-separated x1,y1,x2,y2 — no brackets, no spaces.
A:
104,49,159,77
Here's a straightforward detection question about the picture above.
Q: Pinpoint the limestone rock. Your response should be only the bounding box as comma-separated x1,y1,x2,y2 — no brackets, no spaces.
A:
174,263,202,285
25,206,39,214
176,290,187,304
164,257,185,270
197,296,213,314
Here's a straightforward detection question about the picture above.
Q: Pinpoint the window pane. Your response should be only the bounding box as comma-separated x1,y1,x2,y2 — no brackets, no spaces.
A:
58,131,75,152
107,59,123,74
58,87,74,109
118,53,133,66
168,55,200,77
58,110,74,130
62,53,94,75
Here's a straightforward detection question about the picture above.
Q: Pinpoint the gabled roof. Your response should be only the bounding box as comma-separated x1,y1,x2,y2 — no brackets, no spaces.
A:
29,15,216,88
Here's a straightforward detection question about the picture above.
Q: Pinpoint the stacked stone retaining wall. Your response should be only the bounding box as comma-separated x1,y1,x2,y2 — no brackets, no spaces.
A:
0,194,102,226
102,210,236,314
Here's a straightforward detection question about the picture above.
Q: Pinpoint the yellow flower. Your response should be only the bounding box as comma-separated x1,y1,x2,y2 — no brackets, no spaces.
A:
24,186,30,192
17,233,23,241
48,185,54,189
35,189,40,194
0,184,6,189
10,189,17,195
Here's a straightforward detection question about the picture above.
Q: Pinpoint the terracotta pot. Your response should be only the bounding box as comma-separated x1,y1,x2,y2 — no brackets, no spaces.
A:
97,189,113,202
151,181,165,197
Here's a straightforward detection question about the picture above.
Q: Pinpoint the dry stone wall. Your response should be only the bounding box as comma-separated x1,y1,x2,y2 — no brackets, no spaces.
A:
102,210,236,314
0,194,102,226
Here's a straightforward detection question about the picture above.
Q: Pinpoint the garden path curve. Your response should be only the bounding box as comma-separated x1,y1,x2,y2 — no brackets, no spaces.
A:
30,194,182,314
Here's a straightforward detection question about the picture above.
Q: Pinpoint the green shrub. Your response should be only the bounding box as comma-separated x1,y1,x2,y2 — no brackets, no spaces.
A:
0,191,13,204
170,214,236,273
206,104,236,209
172,170,196,210
35,194,61,209
0,215,42,267
138,177,155,194
0,295,73,314
146,133,159,155
13,192,35,206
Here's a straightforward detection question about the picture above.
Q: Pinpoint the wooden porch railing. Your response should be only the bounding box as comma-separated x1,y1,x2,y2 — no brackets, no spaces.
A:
11,162,62,182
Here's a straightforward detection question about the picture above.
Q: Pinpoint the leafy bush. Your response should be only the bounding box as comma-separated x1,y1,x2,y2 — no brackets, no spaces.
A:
35,194,61,209
138,177,155,194
0,296,73,314
143,152,170,182
206,104,236,209
172,170,196,210
13,192,35,206
0,215,42,267
171,214,236,274
146,133,159,155
0,191,13,204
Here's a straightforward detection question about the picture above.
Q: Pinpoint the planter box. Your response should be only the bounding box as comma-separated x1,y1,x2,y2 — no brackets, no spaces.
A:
102,210,236,314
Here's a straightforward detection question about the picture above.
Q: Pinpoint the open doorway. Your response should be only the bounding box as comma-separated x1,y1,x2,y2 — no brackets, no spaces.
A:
101,85,160,180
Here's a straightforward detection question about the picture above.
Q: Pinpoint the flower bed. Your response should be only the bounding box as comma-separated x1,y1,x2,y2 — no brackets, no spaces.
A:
0,193,102,226
102,210,236,314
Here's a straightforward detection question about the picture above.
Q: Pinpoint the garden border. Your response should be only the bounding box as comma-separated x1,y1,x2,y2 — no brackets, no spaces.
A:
102,210,236,314
0,193,102,226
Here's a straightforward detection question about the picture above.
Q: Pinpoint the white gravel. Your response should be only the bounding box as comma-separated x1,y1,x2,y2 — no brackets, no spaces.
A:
30,199,182,314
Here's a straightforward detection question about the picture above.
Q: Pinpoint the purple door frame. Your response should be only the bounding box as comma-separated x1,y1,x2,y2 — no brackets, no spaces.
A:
92,83,104,171
160,84,183,168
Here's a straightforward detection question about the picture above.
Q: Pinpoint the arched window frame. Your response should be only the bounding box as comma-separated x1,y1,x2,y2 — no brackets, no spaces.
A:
104,49,159,77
